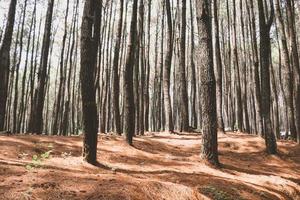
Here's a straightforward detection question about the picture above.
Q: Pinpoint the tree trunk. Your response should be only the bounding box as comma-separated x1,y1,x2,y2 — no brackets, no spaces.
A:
0,0,17,131
257,0,277,154
80,0,101,164
163,0,174,132
195,0,219,166
179,0,189,131
112,0,124,135
275,0,297,141
28,0,55,134
123,0,138,145
212,0,224,132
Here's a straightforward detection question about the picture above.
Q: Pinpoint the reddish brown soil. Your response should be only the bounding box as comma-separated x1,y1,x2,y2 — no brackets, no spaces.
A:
0,132,299,200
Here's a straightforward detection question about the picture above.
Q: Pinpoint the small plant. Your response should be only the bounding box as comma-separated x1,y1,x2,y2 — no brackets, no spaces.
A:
25,150,52,170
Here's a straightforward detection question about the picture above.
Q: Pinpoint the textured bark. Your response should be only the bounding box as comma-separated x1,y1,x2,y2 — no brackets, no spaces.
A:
123,0,138,145
212,0,224,132
163,0,174,132
179,0,189,131
257,0,277,154
190,0,197,129
112,0,124,135
195,0,219,166
0,0,17,131
80,0,100,164
138,0,145,135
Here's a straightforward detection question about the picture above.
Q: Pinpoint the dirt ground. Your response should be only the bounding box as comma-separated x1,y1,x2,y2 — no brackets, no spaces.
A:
0,131,299,200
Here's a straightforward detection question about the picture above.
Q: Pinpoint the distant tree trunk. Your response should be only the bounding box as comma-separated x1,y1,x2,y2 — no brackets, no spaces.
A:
52,0,70,135
212,0,224,132
286,0,300,143
270,61,280,139
19,0,35,133
138,0,145,135
12,0,27,133
190,0,197,129
179,0,189,131
123,0,138,145
163,0,174,132
257,0,277,154
144,0,151,132
0,0,17,131
112,0,124,135
80,0,100,164
28,0,55,134
195,0,219,166
247,0,263,136
275,0,297,141
233,0,243,132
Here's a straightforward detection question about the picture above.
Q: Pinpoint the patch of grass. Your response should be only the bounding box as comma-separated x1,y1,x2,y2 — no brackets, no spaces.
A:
200,185,244,200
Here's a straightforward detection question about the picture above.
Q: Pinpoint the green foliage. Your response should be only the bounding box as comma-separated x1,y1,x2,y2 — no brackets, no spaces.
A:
200,185,244,200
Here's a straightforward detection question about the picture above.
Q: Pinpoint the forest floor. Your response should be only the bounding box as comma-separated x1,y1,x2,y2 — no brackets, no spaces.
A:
0,132,299,200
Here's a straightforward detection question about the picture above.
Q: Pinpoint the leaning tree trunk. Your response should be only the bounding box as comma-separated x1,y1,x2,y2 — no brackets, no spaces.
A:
195,0,219,166
0,0,17,131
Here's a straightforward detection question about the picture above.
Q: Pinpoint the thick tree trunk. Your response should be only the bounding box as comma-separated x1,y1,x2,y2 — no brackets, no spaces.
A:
257,0,277,154
0,0,17,131
80,0,100,164
123,0,138,145
195,0,219,166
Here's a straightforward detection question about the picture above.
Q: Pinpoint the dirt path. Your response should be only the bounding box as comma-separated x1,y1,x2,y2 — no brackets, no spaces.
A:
0,132,299,200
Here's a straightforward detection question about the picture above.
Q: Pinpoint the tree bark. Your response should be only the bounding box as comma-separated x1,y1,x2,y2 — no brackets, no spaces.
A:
80,0,101,164
195,0,219,166
163,0,174,132
123,0,138,145
0,0,17,131
179,0,189,131
257,0,277,154
112,0,124,135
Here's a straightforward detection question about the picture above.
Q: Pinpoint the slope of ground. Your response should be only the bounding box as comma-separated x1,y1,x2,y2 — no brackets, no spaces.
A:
0,132,299,200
